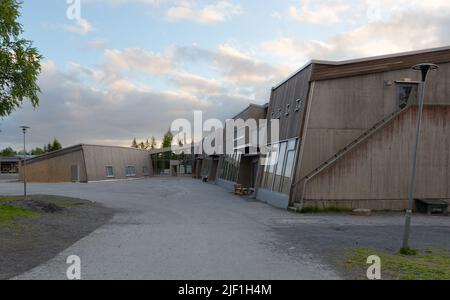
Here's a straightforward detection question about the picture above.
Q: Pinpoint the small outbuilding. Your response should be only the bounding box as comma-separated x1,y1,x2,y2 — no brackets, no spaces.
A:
19,144,153,183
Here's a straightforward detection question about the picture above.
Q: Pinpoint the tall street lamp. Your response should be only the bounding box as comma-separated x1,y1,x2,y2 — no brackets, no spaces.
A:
20,126,30,200
0,129,2,174
401,63,439,252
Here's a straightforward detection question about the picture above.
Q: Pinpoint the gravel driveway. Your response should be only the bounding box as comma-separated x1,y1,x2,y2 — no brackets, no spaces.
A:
0,178,339,280
2,177,448,280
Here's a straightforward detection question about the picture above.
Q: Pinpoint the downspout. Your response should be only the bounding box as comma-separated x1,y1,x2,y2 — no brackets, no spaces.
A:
289,81,316,208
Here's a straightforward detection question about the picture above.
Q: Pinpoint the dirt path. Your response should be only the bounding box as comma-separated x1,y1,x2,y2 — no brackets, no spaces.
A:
0,195,115,280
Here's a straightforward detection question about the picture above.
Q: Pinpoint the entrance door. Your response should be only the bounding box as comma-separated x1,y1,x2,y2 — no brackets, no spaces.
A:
250,158,259,188
71,165,79,182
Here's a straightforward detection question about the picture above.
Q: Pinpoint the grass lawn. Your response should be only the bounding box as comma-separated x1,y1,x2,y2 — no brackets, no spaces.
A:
0,204,41,225
0,196,16,202
346,247,450,280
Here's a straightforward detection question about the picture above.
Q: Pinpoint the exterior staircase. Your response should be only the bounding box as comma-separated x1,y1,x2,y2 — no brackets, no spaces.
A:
291,104,411,209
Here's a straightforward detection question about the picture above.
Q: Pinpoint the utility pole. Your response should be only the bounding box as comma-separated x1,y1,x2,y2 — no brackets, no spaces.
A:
402,63,439,251
20,126,30,200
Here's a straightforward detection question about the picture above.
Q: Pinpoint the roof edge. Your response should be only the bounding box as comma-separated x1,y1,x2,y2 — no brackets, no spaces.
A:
272,45,450,90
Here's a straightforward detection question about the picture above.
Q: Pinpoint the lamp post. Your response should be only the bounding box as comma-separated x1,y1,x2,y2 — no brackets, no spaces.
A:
0,129,2,175
20,126,30,200
401,63,439,251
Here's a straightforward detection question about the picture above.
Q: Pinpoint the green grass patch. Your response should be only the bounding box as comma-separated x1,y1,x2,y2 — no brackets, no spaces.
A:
301,206,353,214
346,247,450,280
48,201,88,207
0,196,16,202
0,204,41,225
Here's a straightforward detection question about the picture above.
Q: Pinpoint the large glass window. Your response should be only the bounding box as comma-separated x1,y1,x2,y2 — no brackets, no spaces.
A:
218,153,241,182
273,142,287,192
260,138,297,194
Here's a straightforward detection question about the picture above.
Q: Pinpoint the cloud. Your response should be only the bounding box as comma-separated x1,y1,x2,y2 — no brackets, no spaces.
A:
0,42,281,149
166,1,241,23
261,1,450,64
65,18,93,35
104,48,174,76
84,0,242,23
0,60,213,150
86,38,110,50
170,71,223,94
289,0,350,24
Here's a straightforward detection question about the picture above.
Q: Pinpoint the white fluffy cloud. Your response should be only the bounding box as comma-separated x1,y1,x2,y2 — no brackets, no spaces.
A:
0,42,282,149
65,18,93,35
262,0,450,64
166,1,241,23
289,0,350,24
84,0,241,23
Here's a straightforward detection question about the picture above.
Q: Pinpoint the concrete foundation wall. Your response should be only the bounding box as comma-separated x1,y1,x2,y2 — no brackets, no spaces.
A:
256,188,290,209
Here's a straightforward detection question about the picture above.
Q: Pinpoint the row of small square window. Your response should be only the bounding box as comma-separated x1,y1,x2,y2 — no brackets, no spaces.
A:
105,165,149,178
271,98,304,119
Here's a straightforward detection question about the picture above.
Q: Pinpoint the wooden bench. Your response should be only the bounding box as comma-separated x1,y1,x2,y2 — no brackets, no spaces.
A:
234,184,250,196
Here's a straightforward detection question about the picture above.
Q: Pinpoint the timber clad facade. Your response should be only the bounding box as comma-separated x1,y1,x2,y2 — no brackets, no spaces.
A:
264,46,450,211
204,46,450,212
18,46,450,212
20,144,152,183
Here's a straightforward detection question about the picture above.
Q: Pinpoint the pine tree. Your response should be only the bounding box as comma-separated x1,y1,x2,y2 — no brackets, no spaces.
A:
131,138,138,148
150,136,157,150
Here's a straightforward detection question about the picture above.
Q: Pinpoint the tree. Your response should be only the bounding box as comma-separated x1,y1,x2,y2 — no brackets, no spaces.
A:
139,141,145,150
0,0,42,117
131,138,138,149
150,136,157,150
0,147,16,157
31,147,44,155
162,129,174,149
51,138,62,151
44,142,51,153
42,139,62,153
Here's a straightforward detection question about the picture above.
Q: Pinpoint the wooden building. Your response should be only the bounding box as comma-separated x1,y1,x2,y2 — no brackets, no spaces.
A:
255,46,450,211
19,144,152,183
212,103,268,191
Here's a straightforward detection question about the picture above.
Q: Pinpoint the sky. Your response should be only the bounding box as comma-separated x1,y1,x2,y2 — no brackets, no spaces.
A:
1,0,450,150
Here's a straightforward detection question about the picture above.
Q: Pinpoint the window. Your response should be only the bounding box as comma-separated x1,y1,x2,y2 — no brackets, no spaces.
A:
125,166,137,177
218,153,241,182
397,83,418,109
105,166,114,178
273,142,287,192
260,139,297,194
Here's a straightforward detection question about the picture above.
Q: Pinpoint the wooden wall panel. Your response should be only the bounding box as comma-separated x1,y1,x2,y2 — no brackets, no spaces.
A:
19,149,87,183
268,66,312,141
305,107,450,205
82,145,152,181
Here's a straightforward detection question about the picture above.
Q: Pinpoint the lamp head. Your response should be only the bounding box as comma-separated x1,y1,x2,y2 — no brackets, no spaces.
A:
412,63,439,81
20,126,30,134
